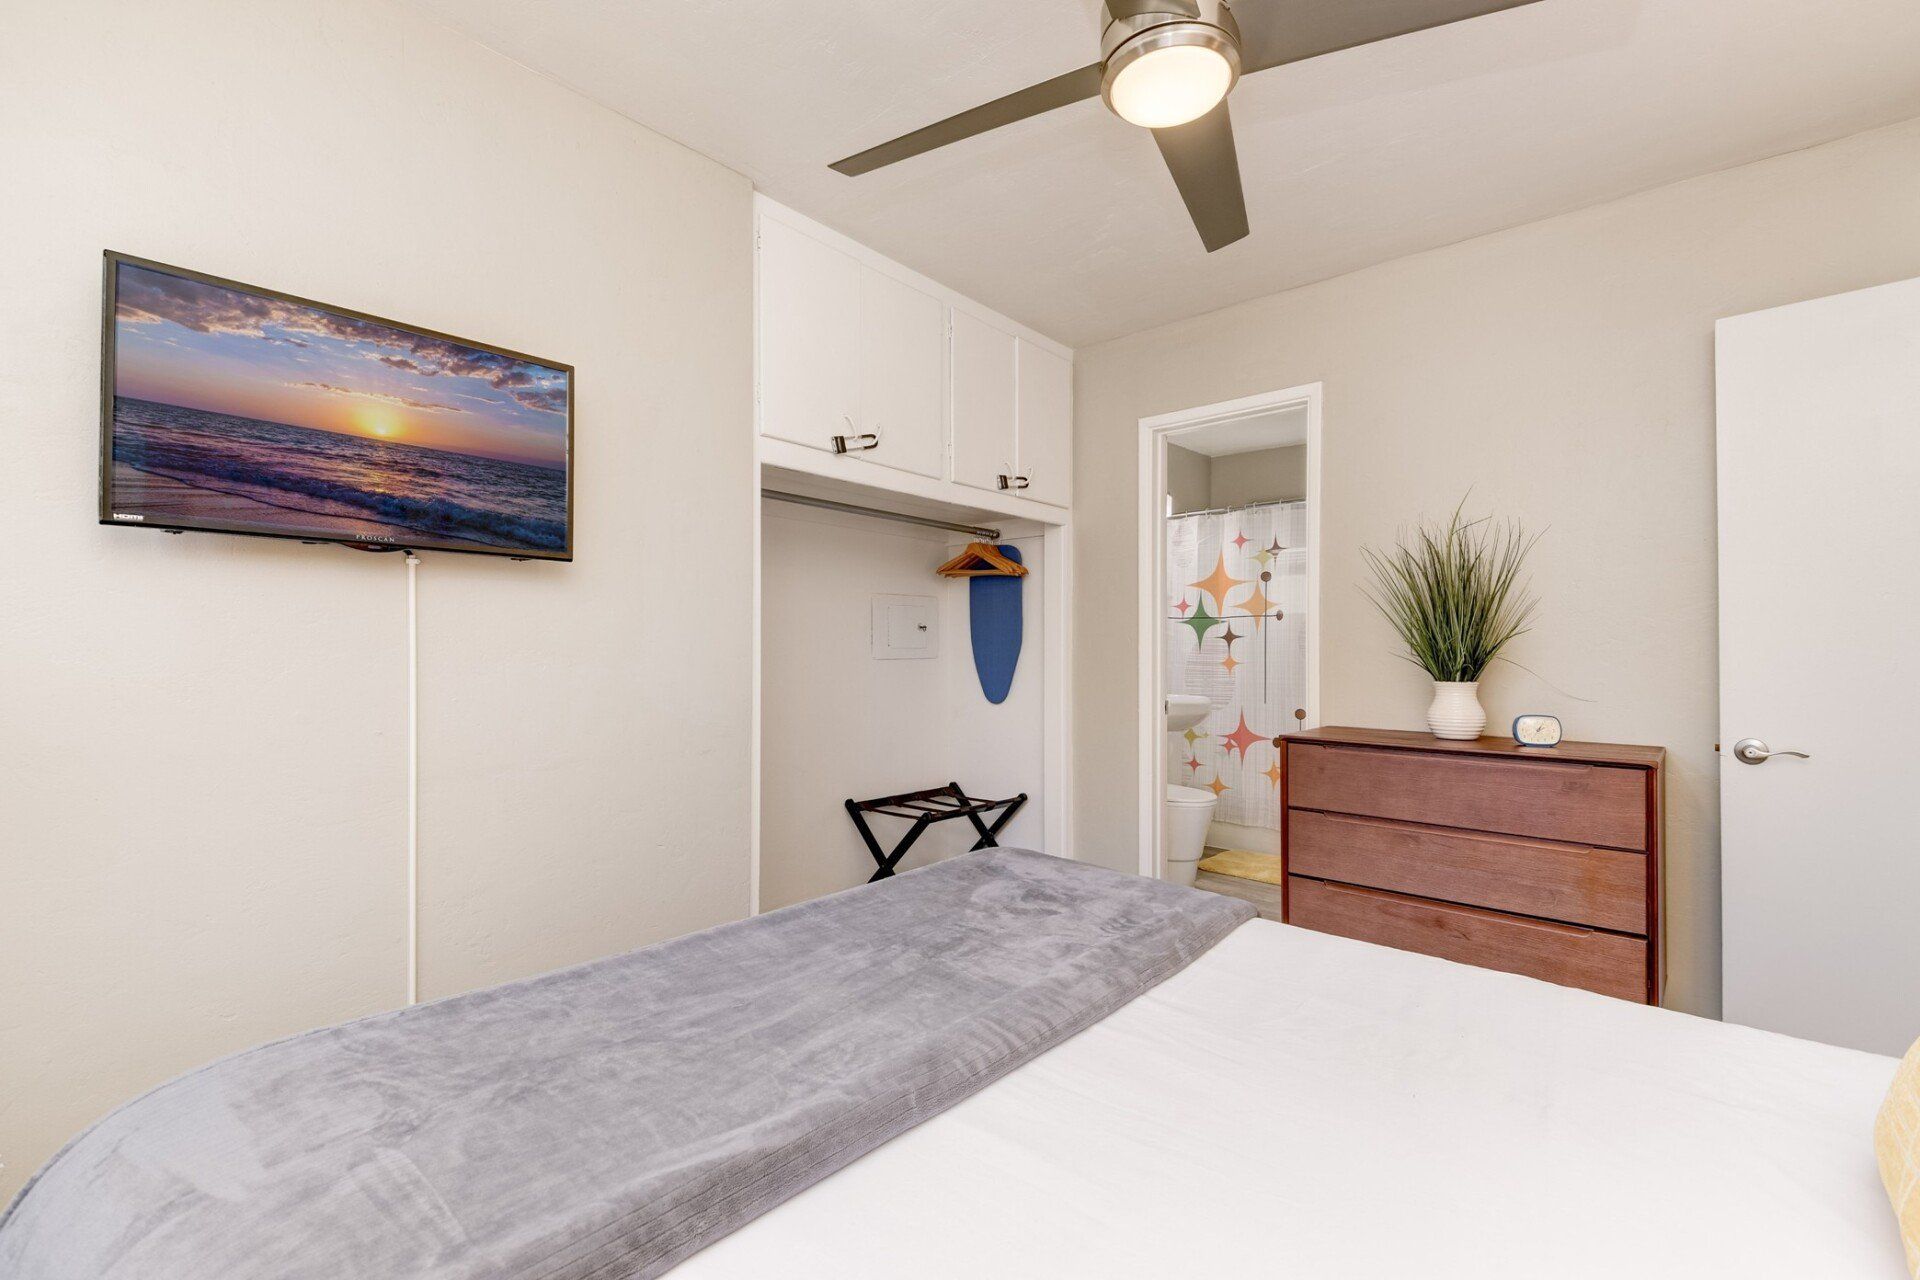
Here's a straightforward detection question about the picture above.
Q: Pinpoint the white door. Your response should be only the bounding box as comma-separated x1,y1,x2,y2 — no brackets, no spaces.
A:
950,308,1018,494
757,216,857,453
1015,339,1073,508
855,264,946,479
1717,275,1920,1056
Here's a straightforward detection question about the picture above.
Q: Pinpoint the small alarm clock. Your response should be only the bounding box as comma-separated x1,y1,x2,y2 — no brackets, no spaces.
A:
1512,714,1563,747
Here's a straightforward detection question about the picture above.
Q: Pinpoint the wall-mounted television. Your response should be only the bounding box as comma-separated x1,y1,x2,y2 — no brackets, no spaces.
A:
100,252,573,560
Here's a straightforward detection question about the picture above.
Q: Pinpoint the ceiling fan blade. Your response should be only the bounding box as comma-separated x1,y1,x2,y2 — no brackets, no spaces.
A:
1106,0,1202,18
1232,0,1550,74
1152,101,1249,252
830,63,1105,176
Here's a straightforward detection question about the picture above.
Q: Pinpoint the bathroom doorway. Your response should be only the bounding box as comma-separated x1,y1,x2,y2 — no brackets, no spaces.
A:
1135,387,1321,891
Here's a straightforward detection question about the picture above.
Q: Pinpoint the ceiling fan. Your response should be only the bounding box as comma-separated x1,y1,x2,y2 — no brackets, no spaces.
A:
830,0,1548,252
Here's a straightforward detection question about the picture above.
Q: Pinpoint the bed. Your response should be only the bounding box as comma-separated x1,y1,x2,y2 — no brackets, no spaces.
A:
2,850,1907,1278
687,917,1908,1277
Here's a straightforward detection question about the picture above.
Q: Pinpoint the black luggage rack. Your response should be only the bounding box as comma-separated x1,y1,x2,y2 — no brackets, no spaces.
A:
844,783,1029,882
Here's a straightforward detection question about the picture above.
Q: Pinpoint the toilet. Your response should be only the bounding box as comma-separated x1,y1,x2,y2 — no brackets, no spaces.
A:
1162,693,1218,886
1163,783,1218,887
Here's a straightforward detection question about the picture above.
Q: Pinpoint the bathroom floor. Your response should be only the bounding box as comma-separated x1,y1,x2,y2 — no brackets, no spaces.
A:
1192,849,1286,922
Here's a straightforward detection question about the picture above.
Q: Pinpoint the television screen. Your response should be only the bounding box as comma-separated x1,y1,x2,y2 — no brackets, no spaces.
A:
100,253,572,559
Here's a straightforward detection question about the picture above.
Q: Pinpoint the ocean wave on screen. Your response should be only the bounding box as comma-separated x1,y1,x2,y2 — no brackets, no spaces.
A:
114,398,567,551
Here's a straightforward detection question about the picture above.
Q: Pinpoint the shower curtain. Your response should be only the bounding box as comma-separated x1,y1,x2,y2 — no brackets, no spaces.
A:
1165,500,1308,833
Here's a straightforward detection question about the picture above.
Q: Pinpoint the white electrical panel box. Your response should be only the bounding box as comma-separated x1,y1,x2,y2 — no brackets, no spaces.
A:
870,594,938,660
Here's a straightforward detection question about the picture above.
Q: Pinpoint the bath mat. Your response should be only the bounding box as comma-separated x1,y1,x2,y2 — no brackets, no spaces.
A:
1197,848,1287,886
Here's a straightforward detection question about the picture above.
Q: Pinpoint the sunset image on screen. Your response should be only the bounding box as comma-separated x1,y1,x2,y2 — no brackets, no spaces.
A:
106,260,570,555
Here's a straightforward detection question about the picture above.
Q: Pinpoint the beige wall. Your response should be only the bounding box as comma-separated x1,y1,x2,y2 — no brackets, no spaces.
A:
1168,443,1306,513
1166,443,1212,514
1209,444,1306,509
0,0,753,1198
1073,116,1920,1017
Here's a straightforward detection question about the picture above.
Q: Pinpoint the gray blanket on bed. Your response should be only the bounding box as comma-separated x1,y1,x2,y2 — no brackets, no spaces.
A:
0,848,1252,1279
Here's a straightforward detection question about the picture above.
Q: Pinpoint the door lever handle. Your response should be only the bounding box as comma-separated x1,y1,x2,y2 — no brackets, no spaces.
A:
1732,737,1810,766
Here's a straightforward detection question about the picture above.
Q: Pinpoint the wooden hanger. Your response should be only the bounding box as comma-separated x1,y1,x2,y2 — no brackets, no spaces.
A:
936,541,1028,578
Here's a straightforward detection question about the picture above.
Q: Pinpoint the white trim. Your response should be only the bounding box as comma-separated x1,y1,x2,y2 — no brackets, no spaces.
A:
749,447,764,918
1042,521,1074,859
758,436,1068,523
749,207,765,918
1135,385,1323,879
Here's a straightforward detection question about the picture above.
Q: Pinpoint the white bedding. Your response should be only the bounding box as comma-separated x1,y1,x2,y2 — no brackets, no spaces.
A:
679,918,1907,1277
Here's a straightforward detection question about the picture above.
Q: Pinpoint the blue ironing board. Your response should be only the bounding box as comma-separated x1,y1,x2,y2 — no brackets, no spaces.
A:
969,543,1023,704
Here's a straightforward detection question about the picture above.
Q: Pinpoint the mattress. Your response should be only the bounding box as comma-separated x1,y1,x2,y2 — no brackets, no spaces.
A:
679,918,1909,1278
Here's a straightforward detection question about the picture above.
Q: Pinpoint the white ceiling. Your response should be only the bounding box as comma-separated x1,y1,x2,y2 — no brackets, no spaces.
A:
410,0,1920,347
1175,405,1310,456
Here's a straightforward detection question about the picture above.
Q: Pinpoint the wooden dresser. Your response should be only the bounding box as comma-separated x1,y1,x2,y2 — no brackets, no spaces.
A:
1279,727,1665,1004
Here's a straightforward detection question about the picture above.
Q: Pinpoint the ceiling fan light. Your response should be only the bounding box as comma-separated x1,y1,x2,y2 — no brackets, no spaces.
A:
1102,22,1239,130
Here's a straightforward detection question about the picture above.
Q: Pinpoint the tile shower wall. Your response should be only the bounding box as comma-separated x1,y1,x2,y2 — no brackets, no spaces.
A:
1166,500,1308,832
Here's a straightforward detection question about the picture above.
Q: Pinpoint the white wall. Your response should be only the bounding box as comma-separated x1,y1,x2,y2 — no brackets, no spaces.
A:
0,0,754,1200
760,503,1044,911
1073,116,1920,1018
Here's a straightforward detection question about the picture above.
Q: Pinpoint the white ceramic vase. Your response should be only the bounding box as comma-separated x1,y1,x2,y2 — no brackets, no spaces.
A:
1427,680,1487,740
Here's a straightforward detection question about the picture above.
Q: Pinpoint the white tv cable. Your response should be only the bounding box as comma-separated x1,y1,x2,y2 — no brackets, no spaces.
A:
406,551,421,1006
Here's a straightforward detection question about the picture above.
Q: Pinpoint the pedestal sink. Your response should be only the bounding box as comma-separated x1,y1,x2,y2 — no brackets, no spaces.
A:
1166,694,1211,733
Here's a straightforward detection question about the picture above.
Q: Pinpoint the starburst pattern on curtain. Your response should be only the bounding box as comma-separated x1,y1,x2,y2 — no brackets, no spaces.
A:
1165,500,1308,830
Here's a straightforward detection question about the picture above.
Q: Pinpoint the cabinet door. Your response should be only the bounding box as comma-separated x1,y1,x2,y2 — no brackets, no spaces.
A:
857,264,947,479
1015,339,1073,507
949,309,1018,494
757,216,857,452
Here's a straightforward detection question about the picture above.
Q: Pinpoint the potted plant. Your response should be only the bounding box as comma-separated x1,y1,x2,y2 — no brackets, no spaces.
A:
1361,502,1539,740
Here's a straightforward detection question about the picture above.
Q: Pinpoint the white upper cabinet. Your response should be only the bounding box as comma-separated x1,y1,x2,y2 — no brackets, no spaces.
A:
756,214,857,453
756,198,1072,514
949,309,1018,495
1015,339,1073,509
951,315,1072,508
856,266,946,479
757,212,944,479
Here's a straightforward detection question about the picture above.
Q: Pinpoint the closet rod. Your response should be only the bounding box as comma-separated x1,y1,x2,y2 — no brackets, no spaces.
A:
762,489,1001,540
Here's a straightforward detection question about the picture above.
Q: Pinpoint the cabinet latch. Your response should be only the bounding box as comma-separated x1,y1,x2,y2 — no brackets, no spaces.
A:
832,418,881,454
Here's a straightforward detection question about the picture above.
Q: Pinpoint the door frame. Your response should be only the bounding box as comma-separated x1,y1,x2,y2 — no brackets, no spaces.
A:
1135,385,1323,878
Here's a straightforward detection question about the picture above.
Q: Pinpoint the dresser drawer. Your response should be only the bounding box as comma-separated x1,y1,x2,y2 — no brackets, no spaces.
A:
1287,810,1647,934
1288,742,1649,850
1288,876,1649,1002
